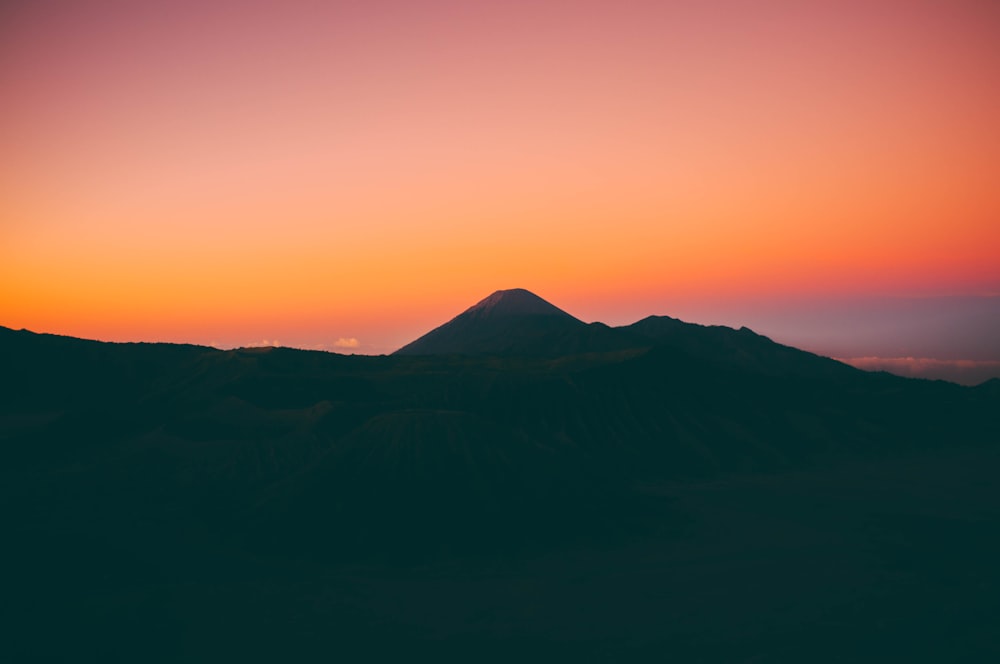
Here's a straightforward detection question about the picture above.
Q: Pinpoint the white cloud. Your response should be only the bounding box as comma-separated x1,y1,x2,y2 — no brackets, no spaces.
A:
333,337,360,349
247,339,280,348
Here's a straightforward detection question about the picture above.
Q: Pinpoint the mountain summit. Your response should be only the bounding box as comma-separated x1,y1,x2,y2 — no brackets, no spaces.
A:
455,288,579,321
393,288,586,355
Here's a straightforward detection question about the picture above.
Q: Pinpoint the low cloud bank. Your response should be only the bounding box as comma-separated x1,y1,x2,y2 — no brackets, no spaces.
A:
838,357,1000,386
247,339,280,348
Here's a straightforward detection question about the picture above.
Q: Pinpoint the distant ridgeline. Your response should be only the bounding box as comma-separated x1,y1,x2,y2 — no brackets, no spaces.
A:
2,289,998,555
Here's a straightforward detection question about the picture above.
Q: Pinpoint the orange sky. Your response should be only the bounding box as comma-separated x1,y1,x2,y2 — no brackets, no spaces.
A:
2,0,999,354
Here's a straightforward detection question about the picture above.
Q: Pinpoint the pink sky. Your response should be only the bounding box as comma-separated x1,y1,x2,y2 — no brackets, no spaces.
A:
2,1,998,379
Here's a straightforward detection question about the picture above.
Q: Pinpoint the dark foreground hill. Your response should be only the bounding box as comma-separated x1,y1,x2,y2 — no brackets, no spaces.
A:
3,296,999,661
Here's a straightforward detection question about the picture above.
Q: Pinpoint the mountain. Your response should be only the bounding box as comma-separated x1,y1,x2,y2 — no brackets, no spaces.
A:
446,287,578,319
395,289,858,380
4,306,1000,661
4,314,995,504
394,288,590,355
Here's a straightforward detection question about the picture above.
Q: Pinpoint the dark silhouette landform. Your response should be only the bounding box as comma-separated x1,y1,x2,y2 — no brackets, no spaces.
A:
4,289,999,661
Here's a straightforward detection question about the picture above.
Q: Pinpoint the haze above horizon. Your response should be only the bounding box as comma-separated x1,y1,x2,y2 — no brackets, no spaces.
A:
2,1,998,382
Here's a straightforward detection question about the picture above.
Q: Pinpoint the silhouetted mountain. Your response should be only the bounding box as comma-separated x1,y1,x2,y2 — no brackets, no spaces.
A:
394,288,593,355
395,289,862,381
4,313,995,517
4,302,1000,661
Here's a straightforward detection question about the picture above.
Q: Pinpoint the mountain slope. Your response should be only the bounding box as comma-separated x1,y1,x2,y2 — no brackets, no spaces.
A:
621,315,859,379
393,288,589,356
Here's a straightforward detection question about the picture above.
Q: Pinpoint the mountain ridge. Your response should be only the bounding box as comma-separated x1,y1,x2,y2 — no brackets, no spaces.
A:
5,296,1000,661
392,290,859,382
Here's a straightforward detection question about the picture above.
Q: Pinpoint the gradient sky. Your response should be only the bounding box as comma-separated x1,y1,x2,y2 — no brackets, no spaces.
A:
2,1,999,380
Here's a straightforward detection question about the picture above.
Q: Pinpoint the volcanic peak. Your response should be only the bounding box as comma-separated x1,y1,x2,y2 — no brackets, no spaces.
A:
462,288,580,321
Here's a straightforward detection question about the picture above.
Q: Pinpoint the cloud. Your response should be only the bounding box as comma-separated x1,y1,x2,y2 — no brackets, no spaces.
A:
246,339,280,348
838,357,1000,386
333,337,360,349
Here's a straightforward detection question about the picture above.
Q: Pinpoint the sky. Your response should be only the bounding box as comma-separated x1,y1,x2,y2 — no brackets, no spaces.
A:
2,0,999,382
